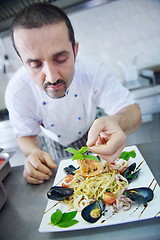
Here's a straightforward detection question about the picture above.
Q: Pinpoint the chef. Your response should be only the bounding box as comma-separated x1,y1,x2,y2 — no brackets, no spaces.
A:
5,3,142,184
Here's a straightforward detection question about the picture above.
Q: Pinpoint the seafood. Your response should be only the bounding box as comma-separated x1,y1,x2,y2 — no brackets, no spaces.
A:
64,165,77,175
81,198,105,223
113,195,133,212
74,159,104,177
122,163,140,183
62,158,128,213
123,187,154,205
48,147,155,225
47,186,74,201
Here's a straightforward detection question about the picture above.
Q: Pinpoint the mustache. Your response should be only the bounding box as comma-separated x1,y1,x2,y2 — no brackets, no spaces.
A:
44,79,65,89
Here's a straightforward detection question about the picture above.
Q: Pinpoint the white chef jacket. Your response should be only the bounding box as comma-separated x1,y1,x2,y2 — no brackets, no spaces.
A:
5,56,134,146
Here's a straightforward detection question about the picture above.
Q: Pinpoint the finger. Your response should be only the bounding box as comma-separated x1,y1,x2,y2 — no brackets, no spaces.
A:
88,132,126,156
23,171,44,184
30,157,53,176
28,152,56,176
95,135,108,145
41,152,57,170
97,143,126,163
87,118,105,146
25,159,51,181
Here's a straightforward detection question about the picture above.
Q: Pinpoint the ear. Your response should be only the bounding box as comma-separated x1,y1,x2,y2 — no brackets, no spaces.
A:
74,42,79,58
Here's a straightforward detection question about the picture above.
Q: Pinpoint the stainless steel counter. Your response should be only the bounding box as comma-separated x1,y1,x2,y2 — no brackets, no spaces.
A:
0,141,160,240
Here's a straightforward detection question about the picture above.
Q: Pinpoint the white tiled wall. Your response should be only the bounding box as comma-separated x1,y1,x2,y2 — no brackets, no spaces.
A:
69,0,160,79
0,0,160,109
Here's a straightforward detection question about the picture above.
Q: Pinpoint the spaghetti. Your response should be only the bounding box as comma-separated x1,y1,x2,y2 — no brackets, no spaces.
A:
63,162,128,211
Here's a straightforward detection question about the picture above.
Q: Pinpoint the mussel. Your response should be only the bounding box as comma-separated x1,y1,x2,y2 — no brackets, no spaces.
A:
47,186,74,201
123,187,154,205
81,198,105,223
64,165,77,175
122,163,140,183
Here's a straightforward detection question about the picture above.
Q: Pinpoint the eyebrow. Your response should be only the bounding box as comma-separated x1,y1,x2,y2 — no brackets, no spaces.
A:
26,50,70,64
26,59,40,64
53,50,70,58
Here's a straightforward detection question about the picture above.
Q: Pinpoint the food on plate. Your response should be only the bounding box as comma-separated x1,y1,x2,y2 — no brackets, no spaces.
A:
47,147,154,224
62,161,128,212
47,186,74,201
64,165,77,175
81,198,105,223
103,192,117,205
119,150,136,161
123,187,154,205
121,162,140,183
49,209,79,228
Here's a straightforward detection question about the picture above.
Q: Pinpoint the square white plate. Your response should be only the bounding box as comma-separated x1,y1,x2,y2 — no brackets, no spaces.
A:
39,145,160,232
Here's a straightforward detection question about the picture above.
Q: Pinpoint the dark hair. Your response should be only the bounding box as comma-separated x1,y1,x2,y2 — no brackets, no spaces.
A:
10,2,75,56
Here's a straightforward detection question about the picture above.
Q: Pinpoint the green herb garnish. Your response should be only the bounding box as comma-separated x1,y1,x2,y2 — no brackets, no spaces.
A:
119,150,136,161
50,209,62,225
49,209,79,228
65,146,100,162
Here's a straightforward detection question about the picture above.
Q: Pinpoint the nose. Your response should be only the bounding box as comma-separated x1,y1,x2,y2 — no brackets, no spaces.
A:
43,62,60,83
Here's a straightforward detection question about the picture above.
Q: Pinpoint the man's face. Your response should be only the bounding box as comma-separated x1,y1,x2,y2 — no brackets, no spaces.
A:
13,22,79,98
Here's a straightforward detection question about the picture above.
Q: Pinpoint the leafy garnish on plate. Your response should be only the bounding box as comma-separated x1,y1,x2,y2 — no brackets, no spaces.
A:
65,146,100,162
49,209,79,228
119,150,136,161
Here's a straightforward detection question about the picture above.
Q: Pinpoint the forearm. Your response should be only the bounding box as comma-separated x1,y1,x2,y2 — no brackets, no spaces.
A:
16,135,41,157
113,103,142,134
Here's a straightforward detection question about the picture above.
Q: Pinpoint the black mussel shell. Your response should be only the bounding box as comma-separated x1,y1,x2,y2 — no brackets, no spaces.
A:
123,187,154,205
127,169,140,183
122,162,136,178
122,163,140,183
47,186,74,201
64,165,77,175
81,198,105,223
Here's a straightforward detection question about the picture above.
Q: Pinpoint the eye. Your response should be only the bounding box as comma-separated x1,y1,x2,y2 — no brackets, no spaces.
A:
55,55,67,64
56,59,66,64
30,61,43,70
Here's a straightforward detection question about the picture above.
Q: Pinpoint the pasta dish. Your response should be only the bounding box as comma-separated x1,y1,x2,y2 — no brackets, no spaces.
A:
62,159,128,211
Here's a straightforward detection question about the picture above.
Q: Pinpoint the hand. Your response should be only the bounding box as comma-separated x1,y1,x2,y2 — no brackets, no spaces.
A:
23,150,57,184
86,116,126,163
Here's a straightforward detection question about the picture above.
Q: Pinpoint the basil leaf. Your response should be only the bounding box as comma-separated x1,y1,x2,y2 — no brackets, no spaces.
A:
119,150,137,161
78,146,88,154
119,151,130,160
50,210,79,228
60,211,77,222
72,153,83,160
50,209,62,225
56,219,79,228
65,146,100,162
130,150,136,158
65,148,77,154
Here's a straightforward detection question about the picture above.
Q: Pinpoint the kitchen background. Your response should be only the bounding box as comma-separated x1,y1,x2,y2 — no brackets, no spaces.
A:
0,0,160,166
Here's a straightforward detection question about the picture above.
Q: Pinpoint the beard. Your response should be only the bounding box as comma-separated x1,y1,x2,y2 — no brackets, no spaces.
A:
43,79,67,99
